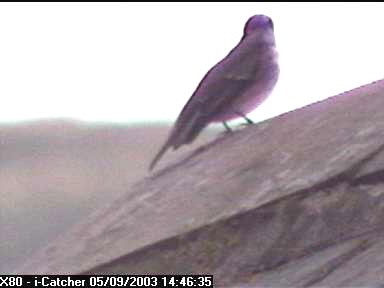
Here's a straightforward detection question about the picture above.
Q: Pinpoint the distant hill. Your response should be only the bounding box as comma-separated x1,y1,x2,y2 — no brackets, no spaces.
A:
0,119,218,273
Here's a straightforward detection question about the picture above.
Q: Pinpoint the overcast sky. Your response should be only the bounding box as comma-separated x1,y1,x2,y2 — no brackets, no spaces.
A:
0,2,383,124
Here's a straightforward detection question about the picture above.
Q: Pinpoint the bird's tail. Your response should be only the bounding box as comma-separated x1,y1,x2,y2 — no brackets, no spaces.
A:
149,113,207,171
149,137,172,171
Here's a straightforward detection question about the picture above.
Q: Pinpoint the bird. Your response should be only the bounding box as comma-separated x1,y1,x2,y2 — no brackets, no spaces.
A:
149,14,279,171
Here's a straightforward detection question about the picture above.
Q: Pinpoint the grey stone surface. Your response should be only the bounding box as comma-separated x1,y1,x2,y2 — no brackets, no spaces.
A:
15,79,384,287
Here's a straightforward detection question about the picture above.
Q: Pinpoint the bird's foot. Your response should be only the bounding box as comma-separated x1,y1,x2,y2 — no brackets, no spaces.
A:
220,121,232,136
234,112,254,127
239,121,254,127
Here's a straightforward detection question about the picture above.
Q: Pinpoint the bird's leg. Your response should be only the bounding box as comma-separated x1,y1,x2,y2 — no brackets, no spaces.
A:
242,115,254,124
222,121,232,133
235,112,254,125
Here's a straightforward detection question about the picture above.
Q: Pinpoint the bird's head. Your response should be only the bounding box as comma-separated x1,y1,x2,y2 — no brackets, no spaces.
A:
244,15,274,36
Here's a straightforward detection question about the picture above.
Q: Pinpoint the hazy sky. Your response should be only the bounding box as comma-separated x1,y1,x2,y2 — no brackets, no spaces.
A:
0,3,383,124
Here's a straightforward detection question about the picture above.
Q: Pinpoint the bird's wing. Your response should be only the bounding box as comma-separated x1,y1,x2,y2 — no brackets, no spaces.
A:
182,52,263,120
170,55,261,148
200,42,267,109
149,41,267,170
